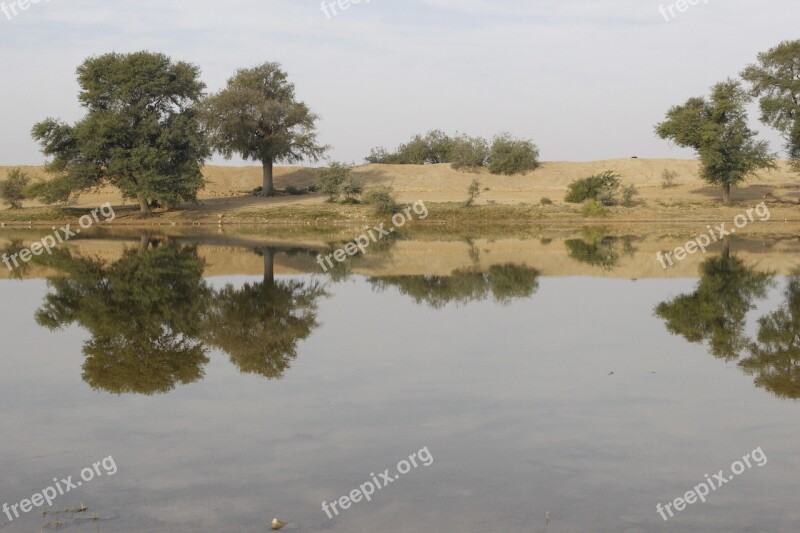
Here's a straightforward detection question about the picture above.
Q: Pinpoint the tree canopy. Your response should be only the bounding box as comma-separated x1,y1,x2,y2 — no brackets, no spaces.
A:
203,62,327,196
31,51,208,215
742,40,800,173
655,79,776,204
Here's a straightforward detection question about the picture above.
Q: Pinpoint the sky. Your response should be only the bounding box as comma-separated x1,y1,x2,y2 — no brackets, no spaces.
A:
0,0,797,166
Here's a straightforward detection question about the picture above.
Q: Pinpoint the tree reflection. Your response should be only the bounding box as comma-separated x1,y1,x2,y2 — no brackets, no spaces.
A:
370,264,540,308
34,242,326,394
36,241,212,395
654,244,773,360
204,247,326,379
740,270,800,398
565,229,637,271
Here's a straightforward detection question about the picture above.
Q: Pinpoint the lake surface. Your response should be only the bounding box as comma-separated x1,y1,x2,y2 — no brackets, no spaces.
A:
1,229,799,532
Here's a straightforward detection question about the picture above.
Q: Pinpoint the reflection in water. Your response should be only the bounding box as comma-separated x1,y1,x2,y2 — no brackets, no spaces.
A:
34,241,326,394
741,270,800,399
565,229,637,270
36,241,212,395
205,248,326,379
655,244,773,361
370,264,540,308
655,243,800,398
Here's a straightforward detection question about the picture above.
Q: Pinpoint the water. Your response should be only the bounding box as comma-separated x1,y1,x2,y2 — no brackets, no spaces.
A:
0,229,798,532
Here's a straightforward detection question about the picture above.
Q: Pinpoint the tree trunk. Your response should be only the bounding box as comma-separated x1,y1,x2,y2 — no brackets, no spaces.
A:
722,183,732,205
138,195,152,215
262,248,275,286
261,159,275,197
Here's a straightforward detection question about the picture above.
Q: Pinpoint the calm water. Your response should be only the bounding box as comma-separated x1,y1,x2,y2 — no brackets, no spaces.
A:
1,230,799,532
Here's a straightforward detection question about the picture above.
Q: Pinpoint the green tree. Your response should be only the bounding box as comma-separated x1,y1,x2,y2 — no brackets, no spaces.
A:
655,80,776,204
204,248,326,378
0,168,30,209
35,241,213,394
741,40,800,173
654,243,773,360
31,52,208,215
740,270,800,399
203,63,327,196
488,133,540,175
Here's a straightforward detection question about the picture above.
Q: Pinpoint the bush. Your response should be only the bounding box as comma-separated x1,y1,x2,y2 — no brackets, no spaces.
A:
661,169,678,189
316,162,357,202
0,168,30,209
366,130,454,165
363,185,398,214
463,178,482,207
488,133,540,175
450,134,490,171
340,177,364,203
284,185,304,195
621,185,639,207
565,171,621,204
540,197,553,205
580,199,607,217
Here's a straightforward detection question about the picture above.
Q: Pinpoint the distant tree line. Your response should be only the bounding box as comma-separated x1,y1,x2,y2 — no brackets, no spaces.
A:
365,130,540,175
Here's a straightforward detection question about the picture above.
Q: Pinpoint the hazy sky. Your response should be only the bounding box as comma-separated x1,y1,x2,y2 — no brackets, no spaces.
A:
0,0,797,166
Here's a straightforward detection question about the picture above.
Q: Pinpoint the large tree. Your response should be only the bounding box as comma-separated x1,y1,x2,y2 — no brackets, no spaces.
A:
655,79,776,204
31,51,208,215
741,40,800,173
203,63,327,196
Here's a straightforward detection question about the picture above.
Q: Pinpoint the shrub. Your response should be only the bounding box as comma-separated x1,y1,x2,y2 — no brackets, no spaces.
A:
253,185,263,196
661,169,678,189
540,197,553,205
463,178,482,207
580,199,607,217
621,185,639,207
363,185,398,214
0,168,30,209
488,133,540,175
315,161,363,204
284,185,304,195
565,171,621,204
450,134,490,171
366,130,454,165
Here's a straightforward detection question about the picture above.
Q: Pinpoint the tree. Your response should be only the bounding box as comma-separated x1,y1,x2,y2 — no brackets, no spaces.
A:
0,168,30,209
31,51,208,215
203,63,327,196
655,80,776,204
741,40,800,174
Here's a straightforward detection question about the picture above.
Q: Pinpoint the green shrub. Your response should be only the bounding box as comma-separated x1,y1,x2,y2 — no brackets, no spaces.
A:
253,185,263,196
450,134,490,171
363,185,399,214
366,130,454,165
580,198,607,217
488,133,540,175
284,185,304,195
565,171,621,204
0,168,30,209
463,178,482,207
340,177,364,203
540,197,553,205
316,161,356,202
